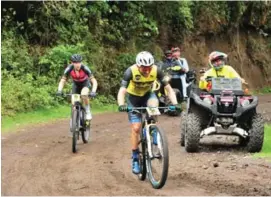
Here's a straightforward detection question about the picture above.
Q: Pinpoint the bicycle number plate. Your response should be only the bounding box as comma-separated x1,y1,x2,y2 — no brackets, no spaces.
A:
146,107,161,116
71,94,81,104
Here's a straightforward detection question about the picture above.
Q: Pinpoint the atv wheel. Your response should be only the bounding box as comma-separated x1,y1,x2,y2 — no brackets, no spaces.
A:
246,114,264,153
185,113,201,152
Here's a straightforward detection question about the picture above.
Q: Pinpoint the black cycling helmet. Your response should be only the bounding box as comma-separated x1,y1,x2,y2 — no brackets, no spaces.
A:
70,54,83,62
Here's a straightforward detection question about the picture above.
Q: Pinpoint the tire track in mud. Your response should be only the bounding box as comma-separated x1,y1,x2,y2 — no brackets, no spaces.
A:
2,95,271,196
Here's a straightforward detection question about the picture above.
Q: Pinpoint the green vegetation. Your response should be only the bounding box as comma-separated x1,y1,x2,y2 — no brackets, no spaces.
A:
1,1,271,117
1,99,118,133
254,124,271,158
254,86,271,95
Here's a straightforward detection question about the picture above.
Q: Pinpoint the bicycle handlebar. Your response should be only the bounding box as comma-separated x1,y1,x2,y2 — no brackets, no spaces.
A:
57,93,97,98
126,106,176,113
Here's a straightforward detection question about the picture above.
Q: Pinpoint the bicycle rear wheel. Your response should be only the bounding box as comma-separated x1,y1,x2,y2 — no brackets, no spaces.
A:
71,109,79,153
146,125,169,189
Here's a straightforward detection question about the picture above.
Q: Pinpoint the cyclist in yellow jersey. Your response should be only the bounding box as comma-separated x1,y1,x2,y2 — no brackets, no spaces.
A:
199,51,247,90
117,51,180,174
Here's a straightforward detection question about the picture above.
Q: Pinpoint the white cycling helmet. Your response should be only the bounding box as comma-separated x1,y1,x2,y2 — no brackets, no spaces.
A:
136,51,154,67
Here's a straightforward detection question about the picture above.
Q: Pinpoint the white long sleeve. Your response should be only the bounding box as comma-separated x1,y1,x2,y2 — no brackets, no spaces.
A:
179,58,189,71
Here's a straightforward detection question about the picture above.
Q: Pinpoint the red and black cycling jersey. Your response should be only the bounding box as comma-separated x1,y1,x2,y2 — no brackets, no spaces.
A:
63,64,93,82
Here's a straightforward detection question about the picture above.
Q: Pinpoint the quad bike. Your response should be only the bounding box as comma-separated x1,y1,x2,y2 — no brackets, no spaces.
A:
180,76,264,153
157,70,196,116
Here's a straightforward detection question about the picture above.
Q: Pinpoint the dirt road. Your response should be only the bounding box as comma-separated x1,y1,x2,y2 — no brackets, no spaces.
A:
2,95,271,196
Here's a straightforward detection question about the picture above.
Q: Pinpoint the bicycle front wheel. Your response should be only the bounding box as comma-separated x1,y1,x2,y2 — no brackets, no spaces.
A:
71,109,79,153
146,125,169,189
138,127,147,181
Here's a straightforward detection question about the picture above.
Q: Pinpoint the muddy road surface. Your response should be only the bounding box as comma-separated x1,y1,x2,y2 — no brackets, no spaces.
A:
2,95,271,196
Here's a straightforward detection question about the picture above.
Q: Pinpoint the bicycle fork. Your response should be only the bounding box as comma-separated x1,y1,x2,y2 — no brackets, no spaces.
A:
73,104,82,132
75,105,88,130
144,124,161,159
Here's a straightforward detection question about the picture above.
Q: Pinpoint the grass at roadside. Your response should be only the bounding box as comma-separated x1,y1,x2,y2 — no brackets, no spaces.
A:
254,124,271,158
1,103,118,133
253,86,271,95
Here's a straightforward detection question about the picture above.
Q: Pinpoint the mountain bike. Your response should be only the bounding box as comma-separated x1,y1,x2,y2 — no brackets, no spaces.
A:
61,93,93,153
126,105,176,189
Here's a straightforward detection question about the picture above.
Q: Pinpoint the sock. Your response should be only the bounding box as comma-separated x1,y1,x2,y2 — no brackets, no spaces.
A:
132,149,139,160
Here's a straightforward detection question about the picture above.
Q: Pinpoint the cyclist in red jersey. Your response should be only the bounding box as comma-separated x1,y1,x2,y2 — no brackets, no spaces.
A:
57,54,98,120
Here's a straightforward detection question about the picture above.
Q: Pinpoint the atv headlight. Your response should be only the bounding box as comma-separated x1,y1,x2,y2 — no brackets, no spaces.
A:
203,97,213,105
241,99,250,107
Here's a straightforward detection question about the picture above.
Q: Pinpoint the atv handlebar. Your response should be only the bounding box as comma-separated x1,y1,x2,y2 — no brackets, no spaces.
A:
204,77,249,85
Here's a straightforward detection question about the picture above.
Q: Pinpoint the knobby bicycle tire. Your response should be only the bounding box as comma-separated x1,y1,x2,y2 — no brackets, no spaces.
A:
72,109,79,153
146,125,169,189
